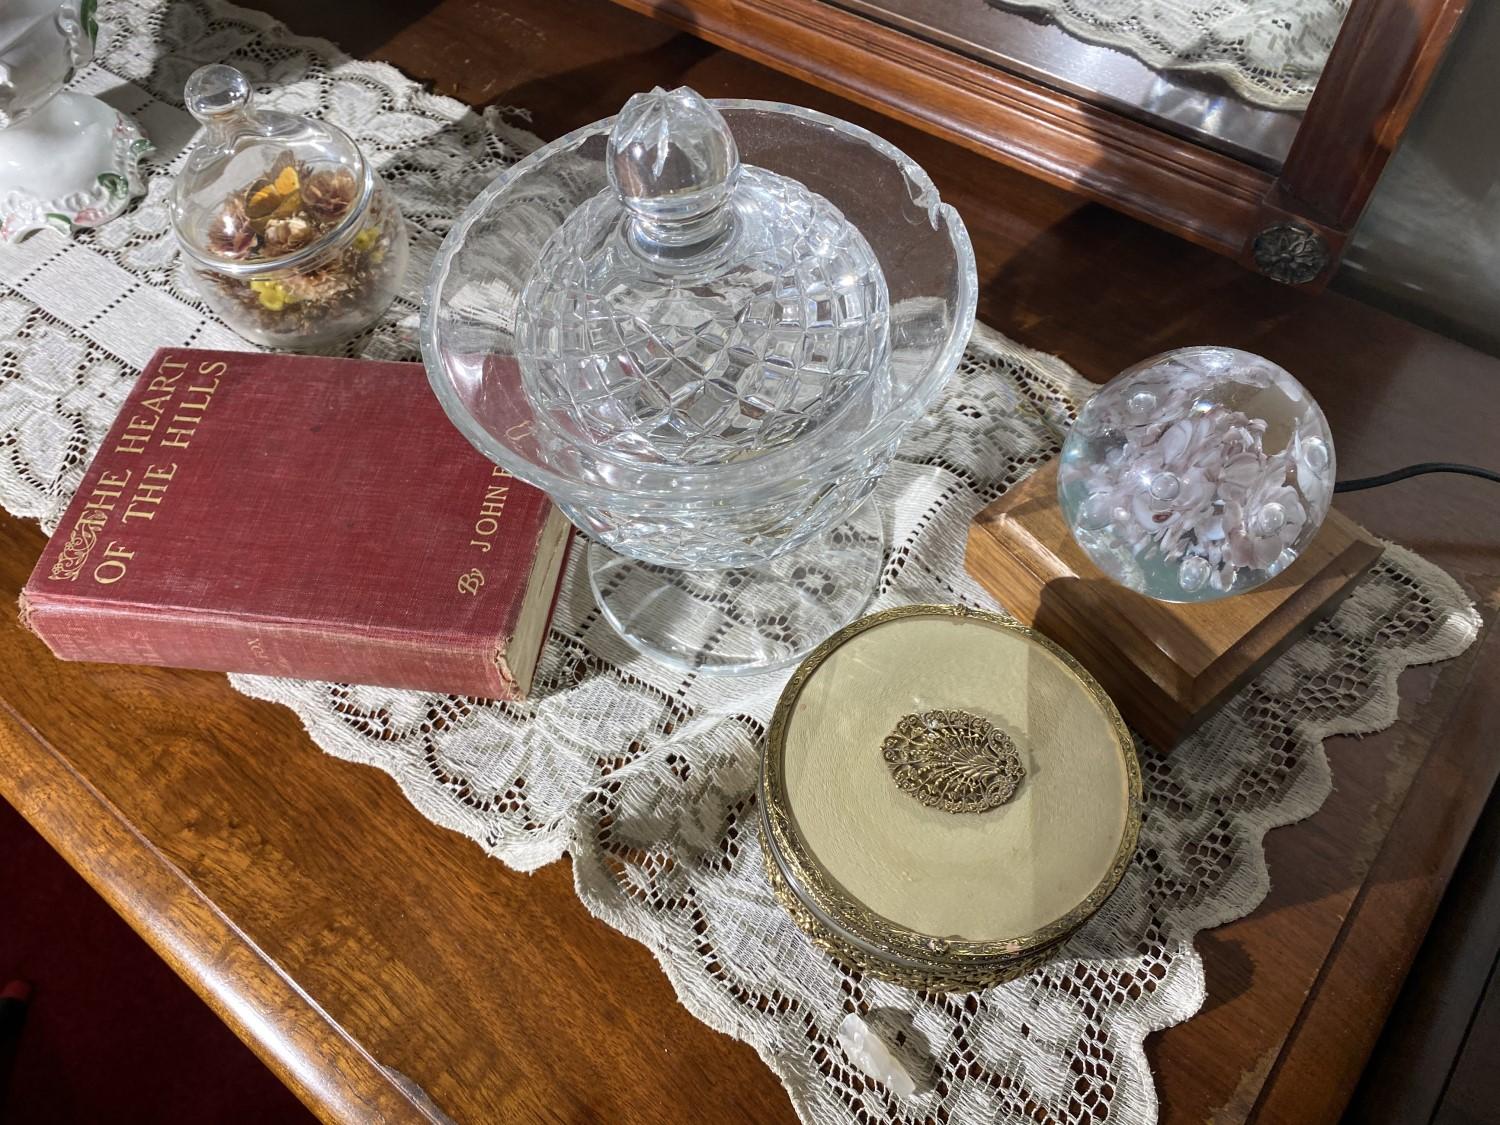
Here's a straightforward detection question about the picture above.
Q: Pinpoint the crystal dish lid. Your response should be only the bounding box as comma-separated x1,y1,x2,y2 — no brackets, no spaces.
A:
514,86,892,467
421,93,976,507
171,64,370,267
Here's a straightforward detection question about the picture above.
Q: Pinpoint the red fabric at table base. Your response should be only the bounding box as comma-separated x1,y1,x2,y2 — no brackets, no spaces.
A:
0,796,316,1125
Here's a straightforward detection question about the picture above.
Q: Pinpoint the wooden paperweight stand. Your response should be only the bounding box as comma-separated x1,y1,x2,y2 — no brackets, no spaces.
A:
965,462,1384,749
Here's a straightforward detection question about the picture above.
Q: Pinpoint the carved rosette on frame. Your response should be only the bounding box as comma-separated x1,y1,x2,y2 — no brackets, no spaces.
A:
1253,222,1331,285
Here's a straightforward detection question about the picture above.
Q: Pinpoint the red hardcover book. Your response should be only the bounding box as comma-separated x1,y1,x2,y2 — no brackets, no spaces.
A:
19,349,572,698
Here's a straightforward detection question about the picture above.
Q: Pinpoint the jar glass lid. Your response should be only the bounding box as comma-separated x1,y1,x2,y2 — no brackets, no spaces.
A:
171,64,370,268
762,605,1140,959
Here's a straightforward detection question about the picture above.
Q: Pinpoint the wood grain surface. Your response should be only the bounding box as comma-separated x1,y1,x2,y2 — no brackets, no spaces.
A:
1347,720,1500,1124
3,2,1500,1123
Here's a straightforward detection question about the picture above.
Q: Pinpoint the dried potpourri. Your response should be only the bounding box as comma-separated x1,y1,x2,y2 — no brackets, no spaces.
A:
196,150,402,341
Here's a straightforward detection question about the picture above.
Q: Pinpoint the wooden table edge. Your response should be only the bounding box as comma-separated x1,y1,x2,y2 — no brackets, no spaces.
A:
1252,618,1500,1122
0,696,435,1125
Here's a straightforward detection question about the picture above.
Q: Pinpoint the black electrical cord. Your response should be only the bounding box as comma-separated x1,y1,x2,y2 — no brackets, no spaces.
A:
1333,462,1500,493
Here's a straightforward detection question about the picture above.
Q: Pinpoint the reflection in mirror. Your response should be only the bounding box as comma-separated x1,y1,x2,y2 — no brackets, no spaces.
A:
835,0,1352,168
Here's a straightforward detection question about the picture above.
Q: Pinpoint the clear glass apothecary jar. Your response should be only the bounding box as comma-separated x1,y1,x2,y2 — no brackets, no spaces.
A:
171,65,408,348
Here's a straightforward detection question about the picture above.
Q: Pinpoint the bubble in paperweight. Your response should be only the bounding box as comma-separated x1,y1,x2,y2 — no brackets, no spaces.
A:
1057,346,1335,603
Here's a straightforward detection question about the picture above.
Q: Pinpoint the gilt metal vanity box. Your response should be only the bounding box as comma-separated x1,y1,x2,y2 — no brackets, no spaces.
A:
759,604,1142,990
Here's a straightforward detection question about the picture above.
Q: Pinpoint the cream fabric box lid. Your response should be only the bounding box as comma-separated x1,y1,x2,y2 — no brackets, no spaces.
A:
760,605,1142,989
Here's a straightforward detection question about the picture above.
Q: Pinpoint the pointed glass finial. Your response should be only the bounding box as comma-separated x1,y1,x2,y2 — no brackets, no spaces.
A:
607,87,740,255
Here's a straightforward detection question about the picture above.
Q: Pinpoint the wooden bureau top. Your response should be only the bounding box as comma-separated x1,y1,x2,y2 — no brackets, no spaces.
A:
3,1,1500,1122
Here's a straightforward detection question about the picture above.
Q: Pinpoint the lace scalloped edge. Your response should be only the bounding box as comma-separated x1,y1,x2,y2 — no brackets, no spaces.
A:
560,539,1478,1122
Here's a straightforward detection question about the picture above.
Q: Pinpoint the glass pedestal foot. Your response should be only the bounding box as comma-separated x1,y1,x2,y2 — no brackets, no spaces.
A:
587,500,884,675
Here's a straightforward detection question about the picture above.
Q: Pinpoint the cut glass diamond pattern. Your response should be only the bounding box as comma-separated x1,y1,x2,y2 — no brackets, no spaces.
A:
516,155,890,466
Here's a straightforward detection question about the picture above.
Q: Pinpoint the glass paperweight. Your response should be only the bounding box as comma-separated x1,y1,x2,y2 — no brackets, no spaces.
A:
423,87,976,673
171,65,408,349
1058,346,1335,603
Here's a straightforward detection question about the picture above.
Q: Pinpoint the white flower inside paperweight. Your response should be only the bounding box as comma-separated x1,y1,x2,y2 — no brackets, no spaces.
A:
1057,346,1335,602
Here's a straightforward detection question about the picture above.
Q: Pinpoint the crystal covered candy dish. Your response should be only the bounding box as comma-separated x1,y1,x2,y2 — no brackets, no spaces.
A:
423,87,976,672
1057,346,1336,603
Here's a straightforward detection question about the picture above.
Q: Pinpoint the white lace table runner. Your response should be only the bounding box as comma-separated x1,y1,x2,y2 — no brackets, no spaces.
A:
988,0,1349,110
0,3,1480,1122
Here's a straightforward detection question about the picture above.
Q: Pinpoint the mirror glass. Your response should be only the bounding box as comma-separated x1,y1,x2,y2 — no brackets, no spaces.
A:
834,0,1351,167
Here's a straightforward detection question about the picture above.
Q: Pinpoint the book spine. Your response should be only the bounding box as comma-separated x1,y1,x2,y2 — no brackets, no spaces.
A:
20,595,515,699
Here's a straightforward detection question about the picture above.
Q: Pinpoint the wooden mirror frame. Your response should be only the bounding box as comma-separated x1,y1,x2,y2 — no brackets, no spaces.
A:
608,0,1470,288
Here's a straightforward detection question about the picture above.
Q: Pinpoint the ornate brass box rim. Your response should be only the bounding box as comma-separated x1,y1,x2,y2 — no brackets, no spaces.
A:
759,603,1143,989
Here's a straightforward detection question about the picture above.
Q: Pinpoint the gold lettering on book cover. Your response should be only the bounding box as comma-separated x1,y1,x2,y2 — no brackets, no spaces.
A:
93,541,135,585
71,355,225,583
85,467,132,506
122,462,178,523
159,360,223,450
117,357,186,455
458,568,485,595
51,467,134,581
467,464,513,554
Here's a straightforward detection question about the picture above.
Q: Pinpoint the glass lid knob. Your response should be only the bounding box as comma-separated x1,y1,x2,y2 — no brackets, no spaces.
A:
184,64,253,123
607,87,740,254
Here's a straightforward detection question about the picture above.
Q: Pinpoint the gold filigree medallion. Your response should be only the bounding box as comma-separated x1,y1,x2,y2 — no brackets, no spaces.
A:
881,709,1024,814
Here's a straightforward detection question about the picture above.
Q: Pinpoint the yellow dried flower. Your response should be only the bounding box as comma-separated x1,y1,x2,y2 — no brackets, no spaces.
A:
352,225,381,253
249,278,299,311
247,163,301,221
